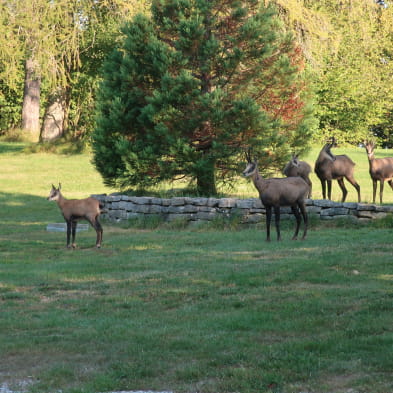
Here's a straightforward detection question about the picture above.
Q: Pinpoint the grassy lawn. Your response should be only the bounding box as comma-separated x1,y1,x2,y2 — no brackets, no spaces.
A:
1,142,393,393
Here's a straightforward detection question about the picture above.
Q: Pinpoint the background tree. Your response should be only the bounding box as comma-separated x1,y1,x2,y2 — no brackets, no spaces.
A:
93,0,314,195
268,0,393,145
0,0,149,142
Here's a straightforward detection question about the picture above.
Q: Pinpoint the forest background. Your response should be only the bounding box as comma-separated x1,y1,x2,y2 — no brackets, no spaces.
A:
1,0,393,169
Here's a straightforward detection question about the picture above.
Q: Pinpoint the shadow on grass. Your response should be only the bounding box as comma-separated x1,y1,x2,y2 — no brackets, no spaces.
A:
0,141,28,154
0,191,59,227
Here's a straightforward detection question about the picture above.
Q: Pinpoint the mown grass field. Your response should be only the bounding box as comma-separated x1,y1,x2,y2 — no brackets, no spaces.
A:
1,142,393,393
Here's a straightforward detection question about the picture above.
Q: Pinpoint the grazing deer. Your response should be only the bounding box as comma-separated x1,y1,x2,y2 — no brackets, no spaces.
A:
364,141,393,203
47,184,104,248
314,138,361,202
242,151,309,241
283,154,312,198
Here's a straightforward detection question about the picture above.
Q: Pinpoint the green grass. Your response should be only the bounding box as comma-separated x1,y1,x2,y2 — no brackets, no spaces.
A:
1,142,393,393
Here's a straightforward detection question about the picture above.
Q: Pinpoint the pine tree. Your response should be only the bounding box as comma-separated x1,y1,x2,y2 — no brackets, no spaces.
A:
93,0,314,195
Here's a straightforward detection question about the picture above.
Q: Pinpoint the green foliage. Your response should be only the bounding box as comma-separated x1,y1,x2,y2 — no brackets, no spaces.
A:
92,0,314,195
272,0,393,145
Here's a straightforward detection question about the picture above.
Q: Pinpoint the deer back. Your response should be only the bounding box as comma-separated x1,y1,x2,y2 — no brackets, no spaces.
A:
369,157,393,180
62,197,101,220
259,177,309,206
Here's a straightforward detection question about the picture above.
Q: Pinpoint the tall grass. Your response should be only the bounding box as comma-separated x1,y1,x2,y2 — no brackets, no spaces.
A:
1,142,393,393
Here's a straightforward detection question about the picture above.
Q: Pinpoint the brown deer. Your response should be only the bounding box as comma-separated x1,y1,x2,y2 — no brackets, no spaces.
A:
242,151,309,241
47,184,104,248
283,154,312,198
364,141,393,203
314,138,361,202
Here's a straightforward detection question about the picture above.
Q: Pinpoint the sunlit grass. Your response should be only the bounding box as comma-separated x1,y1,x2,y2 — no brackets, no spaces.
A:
1,141,393,393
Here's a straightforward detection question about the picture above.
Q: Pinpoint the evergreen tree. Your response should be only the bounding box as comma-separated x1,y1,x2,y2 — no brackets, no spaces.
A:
93,0,314,195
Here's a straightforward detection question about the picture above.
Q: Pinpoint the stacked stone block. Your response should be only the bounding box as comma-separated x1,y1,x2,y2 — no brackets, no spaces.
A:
92,194,393,224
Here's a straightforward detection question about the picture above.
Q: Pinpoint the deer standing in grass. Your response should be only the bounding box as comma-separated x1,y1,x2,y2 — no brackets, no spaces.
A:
283,154,312,198
242,151,309,241
314,138,361,202
364,141,393,203
47,184,104,248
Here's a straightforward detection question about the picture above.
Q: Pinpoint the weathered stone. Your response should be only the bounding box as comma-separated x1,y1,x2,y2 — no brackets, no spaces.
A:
199,206,216,213
170,197,186,206
182,205,199,213
149,205,163,214
119,201,135,211
108,195,121,202
111,201,120,209
218,198,237,208
207,198,219,207
358,211,387,219
320,207,349,216
306,206,322,214
150,198,163,205
130,196,151,205
236,199,254,209
134,204,151,213
161,199,172,206
168,206,186,214
357,203,376,211
313,199,342,208
120,195,132,201
193,198,209,206
95,195,393,224
343,202,358,209
252,198,263,208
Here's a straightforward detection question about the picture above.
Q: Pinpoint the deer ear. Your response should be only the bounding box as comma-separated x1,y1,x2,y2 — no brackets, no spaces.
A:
58,183,62,190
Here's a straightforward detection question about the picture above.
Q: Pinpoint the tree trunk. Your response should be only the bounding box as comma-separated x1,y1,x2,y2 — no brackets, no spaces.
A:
196,157,217,196
40,89,67,142
21,58,41,141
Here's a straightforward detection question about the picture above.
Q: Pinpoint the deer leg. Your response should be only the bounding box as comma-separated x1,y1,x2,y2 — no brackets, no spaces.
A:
372,180,378,203
321,180,327,199
87,216,103,248
388,180,393,191
337,178,348,202
65,220,72,248
379,180,385,204
299,202,308,240
71,220,77,248
274,205,281,241
265,206,272,242
345,176,361,203
290,205,301,240
327,180,333,200
93,217,103,248
306,178,312,199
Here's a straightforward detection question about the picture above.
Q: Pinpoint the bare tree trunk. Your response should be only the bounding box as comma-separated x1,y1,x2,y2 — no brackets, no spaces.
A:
21,58,41,141
196,156,217,196
40,88,67,142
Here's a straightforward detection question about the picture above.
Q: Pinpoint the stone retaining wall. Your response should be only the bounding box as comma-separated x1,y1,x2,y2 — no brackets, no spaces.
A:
93,194,393,224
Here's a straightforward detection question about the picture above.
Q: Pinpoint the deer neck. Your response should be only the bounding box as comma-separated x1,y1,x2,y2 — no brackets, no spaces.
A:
56,193,67,208
366,151,375,169
251,170,267,191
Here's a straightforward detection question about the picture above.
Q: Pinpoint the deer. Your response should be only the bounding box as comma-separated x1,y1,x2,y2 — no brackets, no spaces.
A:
283,154,312,198
242,151,309,241
314,138,361,202
364,141,393,204
47,183,104,248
